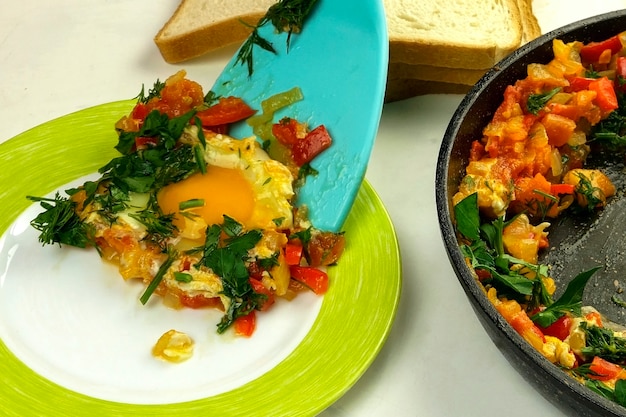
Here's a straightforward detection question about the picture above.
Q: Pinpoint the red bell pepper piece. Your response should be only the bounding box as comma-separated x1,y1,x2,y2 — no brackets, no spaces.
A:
616,56,626,92
234,311,256,337
289,265,329,295
588,77,619,112
291,124,332,166
588,356,625,381
579,35,623,63
510,310,546,351
272,117,301,146
567,76,594,92
550,183,575,196
196,96,256,127
284,242,303,266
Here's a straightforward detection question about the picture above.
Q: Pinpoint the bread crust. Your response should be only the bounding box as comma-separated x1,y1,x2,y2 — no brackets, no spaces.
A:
388,62,487,85
154,9,266,64
517,0,542,42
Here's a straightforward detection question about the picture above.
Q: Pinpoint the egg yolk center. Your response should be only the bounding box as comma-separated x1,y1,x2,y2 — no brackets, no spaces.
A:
157,165,254,230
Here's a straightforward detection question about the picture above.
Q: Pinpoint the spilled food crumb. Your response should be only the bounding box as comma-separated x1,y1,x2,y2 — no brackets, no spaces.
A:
152,329,194,363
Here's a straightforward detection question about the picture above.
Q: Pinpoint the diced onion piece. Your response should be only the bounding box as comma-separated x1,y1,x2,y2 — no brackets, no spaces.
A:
152,329,194,363
567,130,587,147
550,148,563,176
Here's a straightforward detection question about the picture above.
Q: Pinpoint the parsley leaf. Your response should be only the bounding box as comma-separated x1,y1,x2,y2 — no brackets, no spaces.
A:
527,87,561,115
590,93,626,147
196,215,267,333
455,193,551,307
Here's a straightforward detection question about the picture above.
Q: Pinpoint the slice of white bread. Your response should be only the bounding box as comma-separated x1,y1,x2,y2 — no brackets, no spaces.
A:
385,0,539,69
517,0,541,44
384,0,540,101
388,62,486,86
154,0,541,102
155,0,276,64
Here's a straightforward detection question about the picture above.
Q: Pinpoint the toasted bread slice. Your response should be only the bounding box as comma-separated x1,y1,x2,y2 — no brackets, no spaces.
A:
155,0,276,63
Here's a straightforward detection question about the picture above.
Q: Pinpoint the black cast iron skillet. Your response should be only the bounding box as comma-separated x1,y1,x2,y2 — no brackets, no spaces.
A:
436,9,626,417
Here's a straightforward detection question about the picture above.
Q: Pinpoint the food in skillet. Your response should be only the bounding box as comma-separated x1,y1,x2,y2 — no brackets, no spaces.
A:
453,32,626,406
26,70,345,340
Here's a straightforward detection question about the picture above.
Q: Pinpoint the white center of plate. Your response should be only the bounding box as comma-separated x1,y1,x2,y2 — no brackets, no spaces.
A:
0,176,322,405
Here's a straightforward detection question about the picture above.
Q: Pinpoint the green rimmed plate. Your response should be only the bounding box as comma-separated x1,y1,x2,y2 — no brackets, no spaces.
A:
0,101,401,416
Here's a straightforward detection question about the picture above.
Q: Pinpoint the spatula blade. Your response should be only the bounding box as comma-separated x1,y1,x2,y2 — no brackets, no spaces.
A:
211,0,388,232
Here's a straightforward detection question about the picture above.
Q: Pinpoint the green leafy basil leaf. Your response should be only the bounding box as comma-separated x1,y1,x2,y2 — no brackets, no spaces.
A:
615,379,626,407
532,266,601,327
454,192,480,241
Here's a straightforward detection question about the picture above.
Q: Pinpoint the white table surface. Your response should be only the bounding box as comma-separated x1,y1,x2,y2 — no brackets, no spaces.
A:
1,1,626,416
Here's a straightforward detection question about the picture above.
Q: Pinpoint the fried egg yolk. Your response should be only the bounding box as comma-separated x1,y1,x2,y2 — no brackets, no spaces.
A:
156,130,295,241
158,166,255,232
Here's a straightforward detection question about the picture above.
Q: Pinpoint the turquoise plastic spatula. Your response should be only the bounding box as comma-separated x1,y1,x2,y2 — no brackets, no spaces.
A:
210,0,388,232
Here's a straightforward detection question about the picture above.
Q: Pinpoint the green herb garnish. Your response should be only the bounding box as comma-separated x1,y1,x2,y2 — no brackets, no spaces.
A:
179,198,205,211
196,215,267,333
531,267,600,327
235,0,319,76
140,248,177,305
27,193,95,248
135,79,165,104
580,321,626,363
527,87,561,115
454,193,599,316
174,272,193,283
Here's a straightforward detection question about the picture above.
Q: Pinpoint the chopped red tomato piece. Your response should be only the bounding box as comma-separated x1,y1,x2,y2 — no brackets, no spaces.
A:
234,311,256,337
132,102,150,121
249,278,275,311
588,77,619,112
585,311,603,327
179,294,222,309
306,232,346,267
469,140,486,161
291,125,332,166
284,242,303,265
475,268,492,281
196,96,256,127
588,356,625,381
579,35,623,63
135,136,158,150
539,314,572,341
289,265,329,295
